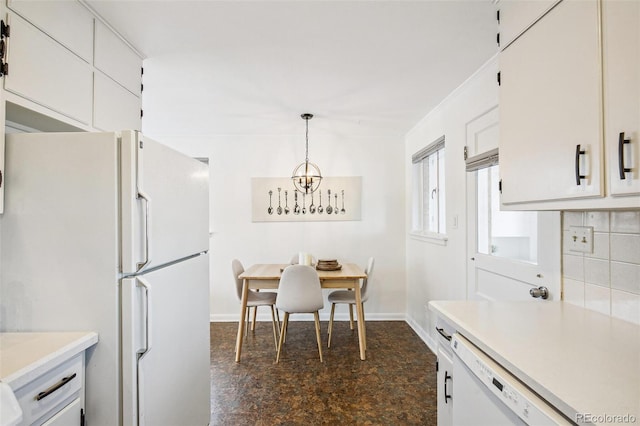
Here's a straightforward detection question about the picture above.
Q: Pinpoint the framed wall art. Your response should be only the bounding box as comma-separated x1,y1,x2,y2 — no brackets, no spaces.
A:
251,176,362,222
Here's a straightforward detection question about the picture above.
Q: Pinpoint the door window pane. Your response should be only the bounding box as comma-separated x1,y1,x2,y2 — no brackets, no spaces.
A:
477,165,537,263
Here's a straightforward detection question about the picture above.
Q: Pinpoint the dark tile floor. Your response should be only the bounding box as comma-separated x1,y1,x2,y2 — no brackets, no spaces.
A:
209,320,437,425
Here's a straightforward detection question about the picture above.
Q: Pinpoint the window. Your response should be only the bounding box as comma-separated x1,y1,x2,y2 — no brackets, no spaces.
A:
411,136,446,238
476,164,538,264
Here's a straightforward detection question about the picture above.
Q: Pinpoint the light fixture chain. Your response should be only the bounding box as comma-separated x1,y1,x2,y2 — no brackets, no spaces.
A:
305,117,310,162
292,113,321,194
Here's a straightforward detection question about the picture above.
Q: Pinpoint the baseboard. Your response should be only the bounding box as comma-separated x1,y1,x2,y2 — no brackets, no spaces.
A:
211,311,437,355
406,316,436,355
211,312,406,323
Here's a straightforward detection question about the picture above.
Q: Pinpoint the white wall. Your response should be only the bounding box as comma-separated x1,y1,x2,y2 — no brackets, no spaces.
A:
151,133,406,321
404,56,499,347
142,63,407,321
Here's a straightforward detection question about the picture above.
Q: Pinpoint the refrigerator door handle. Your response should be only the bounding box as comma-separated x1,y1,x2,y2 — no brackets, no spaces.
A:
136,190,152,272
136,277,152,426
138,277,153,355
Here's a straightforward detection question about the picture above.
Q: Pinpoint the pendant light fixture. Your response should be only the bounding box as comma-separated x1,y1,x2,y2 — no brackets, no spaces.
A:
292,113,322,194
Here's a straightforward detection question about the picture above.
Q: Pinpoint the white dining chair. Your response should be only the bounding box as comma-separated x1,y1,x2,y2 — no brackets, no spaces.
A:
327,257,374,348
289,254,317,265
232,259,280,350
275,265,325,363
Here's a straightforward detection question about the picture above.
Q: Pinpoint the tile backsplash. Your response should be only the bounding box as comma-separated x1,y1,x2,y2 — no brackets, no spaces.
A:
562,210,640,325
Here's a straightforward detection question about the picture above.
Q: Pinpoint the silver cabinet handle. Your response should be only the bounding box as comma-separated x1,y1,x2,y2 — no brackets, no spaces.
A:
35,373,76,401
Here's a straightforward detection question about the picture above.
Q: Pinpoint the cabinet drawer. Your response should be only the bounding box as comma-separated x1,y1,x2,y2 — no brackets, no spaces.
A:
14,353,84,426
42,398,81,426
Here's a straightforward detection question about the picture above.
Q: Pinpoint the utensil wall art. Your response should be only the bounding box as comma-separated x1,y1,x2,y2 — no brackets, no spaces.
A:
270,188,345,216
251,177,362,222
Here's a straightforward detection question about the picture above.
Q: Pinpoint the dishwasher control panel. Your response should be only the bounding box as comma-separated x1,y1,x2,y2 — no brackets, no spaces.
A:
451,334,571,425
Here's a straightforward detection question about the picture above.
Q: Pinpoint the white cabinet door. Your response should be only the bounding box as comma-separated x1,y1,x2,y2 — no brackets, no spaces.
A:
497,0,559,49
437,346,454,426
94,72,141,131
42,398,81,426
94,20,142,96
499,0,603,205
0,89,4,214
603,0,640,196
7,0,93,62
4,12,93,125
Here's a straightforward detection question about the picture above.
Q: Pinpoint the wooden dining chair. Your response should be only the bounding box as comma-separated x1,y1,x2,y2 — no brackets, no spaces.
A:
232,259,280,350
327,257,374,348
275,265,325,363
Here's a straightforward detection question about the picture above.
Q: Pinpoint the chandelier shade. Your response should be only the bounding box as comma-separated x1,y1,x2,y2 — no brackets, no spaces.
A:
291,113,322,194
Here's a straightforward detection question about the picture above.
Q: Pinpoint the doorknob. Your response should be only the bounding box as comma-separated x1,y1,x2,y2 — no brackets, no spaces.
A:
530,286,549,300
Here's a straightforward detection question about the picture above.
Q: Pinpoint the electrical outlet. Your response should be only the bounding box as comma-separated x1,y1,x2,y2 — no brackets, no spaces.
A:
567,226,594,253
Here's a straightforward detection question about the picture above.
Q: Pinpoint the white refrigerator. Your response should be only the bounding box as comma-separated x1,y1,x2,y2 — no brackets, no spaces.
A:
0,130,211,425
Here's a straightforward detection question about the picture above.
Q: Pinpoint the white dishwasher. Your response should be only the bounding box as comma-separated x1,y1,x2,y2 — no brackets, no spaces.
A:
450,334,572,426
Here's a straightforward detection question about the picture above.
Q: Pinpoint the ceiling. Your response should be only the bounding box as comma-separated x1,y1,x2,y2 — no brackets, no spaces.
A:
86,1,498,137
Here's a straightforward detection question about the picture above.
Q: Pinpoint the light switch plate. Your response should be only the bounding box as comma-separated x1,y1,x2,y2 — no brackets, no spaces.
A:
567,226,594,253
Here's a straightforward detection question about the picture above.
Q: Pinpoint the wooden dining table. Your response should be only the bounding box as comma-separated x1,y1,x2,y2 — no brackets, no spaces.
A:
236,263,368,362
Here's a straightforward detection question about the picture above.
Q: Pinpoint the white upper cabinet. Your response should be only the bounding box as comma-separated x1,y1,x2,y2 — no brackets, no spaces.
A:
0,88,4,214
603,0,640,197
4,11,93,125
499,0,603,206
1,1,143,133
94,21,142,96
7,0,93,62
499,0,640,209
94,72,141,131
497,0,559,49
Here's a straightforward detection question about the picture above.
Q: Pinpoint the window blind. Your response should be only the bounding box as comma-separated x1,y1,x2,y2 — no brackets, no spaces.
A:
412,135,445,164
465,148,499,172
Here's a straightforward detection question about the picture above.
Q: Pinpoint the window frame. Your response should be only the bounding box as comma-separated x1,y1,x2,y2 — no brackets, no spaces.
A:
410,135,447,244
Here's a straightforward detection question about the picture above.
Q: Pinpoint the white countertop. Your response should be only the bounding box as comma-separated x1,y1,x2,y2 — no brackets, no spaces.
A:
0,332,98,390
429,301,640,425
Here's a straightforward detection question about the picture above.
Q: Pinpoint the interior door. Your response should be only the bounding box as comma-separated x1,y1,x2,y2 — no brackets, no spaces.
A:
465,104,561,301
120,131,210,274
466,170,561,301
122,254,210,426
